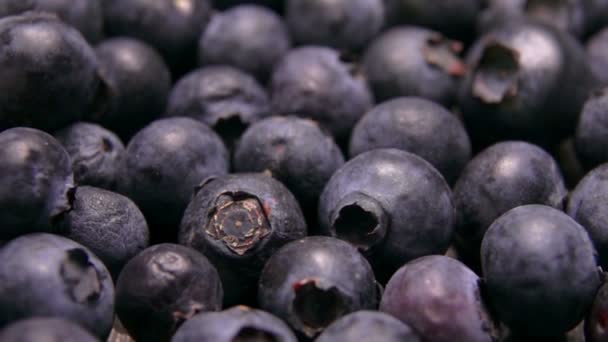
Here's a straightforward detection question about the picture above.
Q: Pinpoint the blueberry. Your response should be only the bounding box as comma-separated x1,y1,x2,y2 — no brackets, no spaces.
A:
0,13,100,131
0,0,103,42
94,37,172,140
453,142,566,264
0,317,98,342
55,186,149,278
165,66,270,147
115,243,223,342
349,97,471,184
575,89,608,169
380,256,496,342
179,173,307,305
271,46,373,142
121,117,229,239
316,311,421,342
285,0,385,51
234,116,345,213
481,205,600,337
55,122,125,191
585,280,608,342
198,5,291,81
213,0,284,13
459,20,595,146
258,236,378,338
363,27,466,106
0,233,114,338
318,149,454,281
587,29,608,87
0,127,74,240
172,306,297,342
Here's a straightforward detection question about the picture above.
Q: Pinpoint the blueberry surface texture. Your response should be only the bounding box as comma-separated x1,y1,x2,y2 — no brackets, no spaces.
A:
179,173,307,305
115,243,223,342
172,306,297,342
258,236,378,338
349,97,471,184
0,317,99,342
55,122,125,191
380,255,496,342
315,310,421,342
0,12,100,131
586,280,608,342
56,186,149,278
318,148,454,281
0,127,74,240
0,233,114,339
587,28,608,86
575,88,608,169
481,205,600,338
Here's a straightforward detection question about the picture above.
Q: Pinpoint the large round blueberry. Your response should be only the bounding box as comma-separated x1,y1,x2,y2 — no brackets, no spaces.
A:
0,317,98,342
0,233,114,339
316,311,421,342
481,205,600,337
575,88,608,169
258,236,378,338
0,127,74,240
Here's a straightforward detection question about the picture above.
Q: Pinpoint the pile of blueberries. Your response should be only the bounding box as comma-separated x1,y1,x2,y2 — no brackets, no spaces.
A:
4,0,608,341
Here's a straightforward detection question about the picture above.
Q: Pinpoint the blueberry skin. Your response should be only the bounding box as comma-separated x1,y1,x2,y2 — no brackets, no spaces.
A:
172,306,297,342
380,256,496,342
0,13,100,131
258,236,378,338
575,89,608,169
481,205,600,337
271,46,374,141
198,5,290,81
363,27,466,106
0,127,74,240
585,280,608,342
165,66,270,146
56,186,149,278
121,117,229,235
0,0,103,42
286,0,384,51
179,173,307,305
55,122,125,191
318,149,454,280
0,233,115,339
0,317,99,342
94,37,172,140
102,0,212,71
234,116,345,210
459,20,596,147
315,311,421,342
349,97,471,184
213,0,284,13
115,244,223,342
587,29,608,87
567,164,608,269
453,141,567,260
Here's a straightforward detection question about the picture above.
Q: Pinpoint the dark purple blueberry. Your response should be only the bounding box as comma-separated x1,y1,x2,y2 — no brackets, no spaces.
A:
349,97,471,184
567,164,608,269
172,306,297,342
115,244,223,342
94,37,172,140
270,46,373,142
0,0,103,42
586,280,608,342
587,28,608,86
318,149,454,281
165,66,270,147
258,236,378,338
285,0,384,51
213,0,284,13
0,233,114,339
234,116,345,212
575,89,608,169
55,122,125,191
363,27,466,106
316,311,421,342
0,127,74,240
56,186,149,278
198,5,290,81
459,20,595,147
380,256,496,342
179,173,307,305
0,13,100,131
481,205,600,337
0,317,99,342
121,117,229,239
